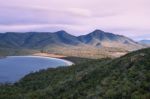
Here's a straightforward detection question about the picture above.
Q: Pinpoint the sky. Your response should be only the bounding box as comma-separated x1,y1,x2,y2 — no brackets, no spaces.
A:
0,0,150,40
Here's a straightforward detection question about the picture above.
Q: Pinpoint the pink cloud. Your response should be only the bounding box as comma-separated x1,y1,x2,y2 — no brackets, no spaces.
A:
0,0,149,40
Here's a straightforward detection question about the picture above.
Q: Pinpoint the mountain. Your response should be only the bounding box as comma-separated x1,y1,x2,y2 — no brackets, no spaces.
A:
78,30,127,43
0,48,150,99
139,40,150,45
0,30,144,50
54,30,82,45
78,30,143,50
0,31,82,49
0,30,146,58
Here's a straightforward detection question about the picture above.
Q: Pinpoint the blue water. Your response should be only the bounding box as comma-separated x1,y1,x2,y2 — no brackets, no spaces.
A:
0,56,73,83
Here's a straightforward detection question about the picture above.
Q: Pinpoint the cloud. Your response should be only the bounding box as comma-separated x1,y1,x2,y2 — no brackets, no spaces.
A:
0,0,149,40
66,8,92,17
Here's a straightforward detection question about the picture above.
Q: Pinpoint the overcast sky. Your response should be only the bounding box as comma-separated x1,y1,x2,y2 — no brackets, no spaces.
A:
0,0,150,40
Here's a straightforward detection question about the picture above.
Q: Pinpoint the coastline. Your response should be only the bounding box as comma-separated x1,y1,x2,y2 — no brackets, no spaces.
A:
0,55,74,84
0,53,73,66
32,53,67,58
32,53,73,65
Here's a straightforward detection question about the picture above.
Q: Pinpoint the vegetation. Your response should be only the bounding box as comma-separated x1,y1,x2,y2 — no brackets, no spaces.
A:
0,48,150,99
0,48,39,57
61,56,95,64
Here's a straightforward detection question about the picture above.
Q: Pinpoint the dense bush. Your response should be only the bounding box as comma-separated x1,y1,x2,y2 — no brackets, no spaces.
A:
0,48,150,99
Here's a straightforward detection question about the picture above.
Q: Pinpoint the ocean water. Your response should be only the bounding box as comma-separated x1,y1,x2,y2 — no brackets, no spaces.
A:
0,56,73,83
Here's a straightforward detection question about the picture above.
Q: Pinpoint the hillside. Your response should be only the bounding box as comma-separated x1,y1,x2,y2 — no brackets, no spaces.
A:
0,48,39,57
0,30,144,50
78,30,142,50
0,30,145,58
0,31,81,49
0,48,149,99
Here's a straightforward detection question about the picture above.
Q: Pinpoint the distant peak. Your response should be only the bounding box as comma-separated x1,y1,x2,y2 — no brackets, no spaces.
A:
140,40,150,41
92,29,105,33
89,29,106,37
56,30,68,34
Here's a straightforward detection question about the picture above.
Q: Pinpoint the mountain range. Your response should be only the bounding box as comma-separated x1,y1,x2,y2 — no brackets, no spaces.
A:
0,29,144,51
0,29,147,58
139,40,150,46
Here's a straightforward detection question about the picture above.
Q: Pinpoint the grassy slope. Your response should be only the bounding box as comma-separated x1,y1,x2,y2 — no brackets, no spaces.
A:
45,46,128,58
0,46,127,59
0,48,39,57
0,48,150,99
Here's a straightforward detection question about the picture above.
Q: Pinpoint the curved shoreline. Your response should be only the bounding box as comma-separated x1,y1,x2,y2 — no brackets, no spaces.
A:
32,53,67,58
0,56,74,83
0,55,74,68
31,53,74,66
28,55,74,66
6,55,74,66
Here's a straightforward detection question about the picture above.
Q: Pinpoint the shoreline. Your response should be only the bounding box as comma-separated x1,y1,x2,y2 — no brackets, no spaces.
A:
0,53,75,66
0,55,74,84
32,53,74,65
3,55,74,66
0,53,74,66
32,53,67,58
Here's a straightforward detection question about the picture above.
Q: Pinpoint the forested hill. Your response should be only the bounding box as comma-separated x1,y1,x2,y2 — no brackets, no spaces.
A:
0,48,150,99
